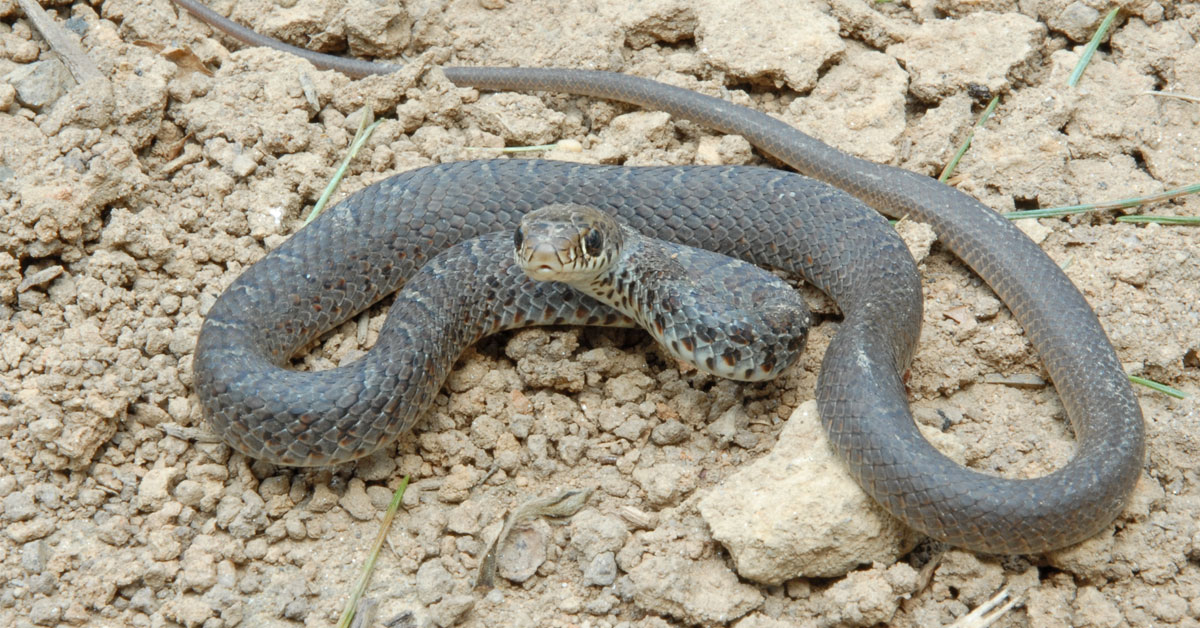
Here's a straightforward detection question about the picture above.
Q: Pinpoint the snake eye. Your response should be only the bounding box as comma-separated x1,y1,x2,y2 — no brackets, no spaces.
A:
583,229,603,256
513,226,524,251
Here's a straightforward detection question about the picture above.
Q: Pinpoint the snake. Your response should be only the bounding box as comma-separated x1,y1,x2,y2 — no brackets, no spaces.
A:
175,0,1144,553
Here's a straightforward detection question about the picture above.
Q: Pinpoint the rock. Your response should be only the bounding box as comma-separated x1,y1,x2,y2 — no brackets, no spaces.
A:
3,59,73,109
632,463,698,507
698,401,916,583
887,12,1044,102
3,490,36,521
416,560,453,605
496,521,549,584
308,482,339,512
21,540,48,573
160,595,214,628
339,479,375,521
785,47,909,165
467,93,566,146
7,518,54,543
707,404,748,448
569,510,630,560
29,597,63,626
137,466,181,512
431,594,475,628
694,0,843,91
807,563,921,627
584,551,618,587
623,554,762,625
180,536,219,593
650,419,689,445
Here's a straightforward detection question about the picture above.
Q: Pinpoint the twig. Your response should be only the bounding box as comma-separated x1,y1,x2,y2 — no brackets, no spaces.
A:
16,0,104,83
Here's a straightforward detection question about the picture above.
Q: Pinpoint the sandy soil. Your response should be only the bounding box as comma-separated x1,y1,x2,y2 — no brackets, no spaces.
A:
2,0,1199,626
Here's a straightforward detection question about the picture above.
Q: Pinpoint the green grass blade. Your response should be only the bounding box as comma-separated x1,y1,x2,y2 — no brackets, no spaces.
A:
336,475,411,628
1005,182,1200,220
939,95,1000,183
1068,7,1120,87
305,109,384,226
1128,375,1188,399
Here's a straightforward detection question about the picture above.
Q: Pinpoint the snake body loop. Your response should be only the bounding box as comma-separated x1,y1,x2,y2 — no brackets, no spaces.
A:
178,0,1145,554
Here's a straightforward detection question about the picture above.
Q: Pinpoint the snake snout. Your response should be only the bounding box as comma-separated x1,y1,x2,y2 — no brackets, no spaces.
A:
519,239,573,280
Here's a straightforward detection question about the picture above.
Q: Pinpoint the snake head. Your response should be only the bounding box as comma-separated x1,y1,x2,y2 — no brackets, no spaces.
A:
515,203,624,283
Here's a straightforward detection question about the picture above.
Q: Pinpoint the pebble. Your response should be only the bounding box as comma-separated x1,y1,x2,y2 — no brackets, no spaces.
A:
7,518,54,543
3,491,36,521
632,463,698,507
649,419,688,445
4,59,73,110
568,510,630,560
415,560,452,605
29,598,62,626
431,594,475,628
20,540,48,573
308,482,339,512
338,479,375,521
137,466,181,512
707,405,749,448
584,551,618,586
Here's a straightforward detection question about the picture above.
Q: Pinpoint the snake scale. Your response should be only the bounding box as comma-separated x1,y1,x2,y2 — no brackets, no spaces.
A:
176,0,1143,553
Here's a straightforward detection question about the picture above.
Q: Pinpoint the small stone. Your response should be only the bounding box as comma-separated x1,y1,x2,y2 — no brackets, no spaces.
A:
708,405,748,448
7,518,54,543
623,554,762,625
613,416,649,441
161,595,215,628
4,59,73,109
173,480,204,507
584,551,618,586
148,528,183,561
308,482,339,512
3,491,36,521
180,543,218,593
430,594,475,628
339,479,375,521
21,540,48,573
257,475,290,499
446,500,485,536
415,560,453,605
569,510,630,559
29,597,62,626
27,417,62,442
285,516,306,541
632,463,698,507
650,419,688,446
138,466,182,512
497,523,548,584
230,152,257,178
605,372,654,403
437,465,478,504
354,451,398,481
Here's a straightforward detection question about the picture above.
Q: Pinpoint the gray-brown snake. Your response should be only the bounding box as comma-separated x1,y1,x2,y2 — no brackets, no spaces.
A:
176,0,1143,553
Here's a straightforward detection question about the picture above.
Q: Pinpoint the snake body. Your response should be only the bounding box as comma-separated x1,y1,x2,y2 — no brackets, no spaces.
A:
178,0,1144,553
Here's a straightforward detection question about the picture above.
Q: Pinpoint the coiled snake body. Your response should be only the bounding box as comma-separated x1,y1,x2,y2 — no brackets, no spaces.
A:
179,0,1144,554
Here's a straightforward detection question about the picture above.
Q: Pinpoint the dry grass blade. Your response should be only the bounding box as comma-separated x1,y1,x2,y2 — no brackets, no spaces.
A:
948,586,1021,628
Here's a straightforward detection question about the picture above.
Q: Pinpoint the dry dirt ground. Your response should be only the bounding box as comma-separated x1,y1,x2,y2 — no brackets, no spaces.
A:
2,0,1200,627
